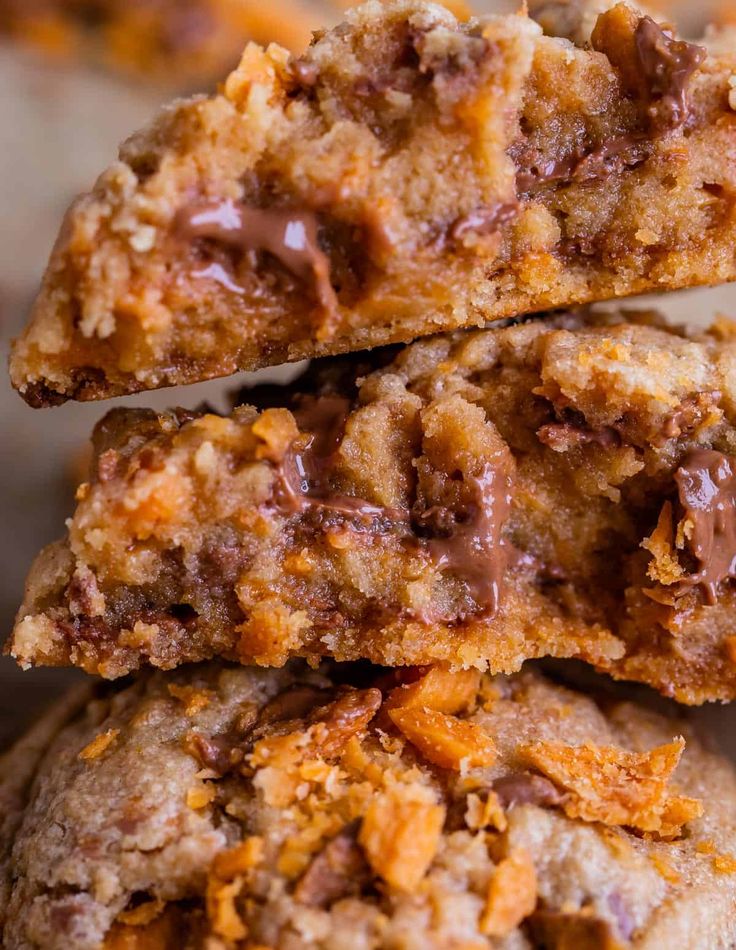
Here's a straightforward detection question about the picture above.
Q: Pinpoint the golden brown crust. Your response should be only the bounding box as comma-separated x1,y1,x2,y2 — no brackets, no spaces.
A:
10,0,736,405
11,310,736,702
4,662,736,949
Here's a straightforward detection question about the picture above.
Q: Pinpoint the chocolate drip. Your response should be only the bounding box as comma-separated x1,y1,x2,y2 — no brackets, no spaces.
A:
177,198,338,319
272,395,410,524
517,16,704,192
635,16,706,133
416,457,514,615
268,397,515,616
674,449,736,604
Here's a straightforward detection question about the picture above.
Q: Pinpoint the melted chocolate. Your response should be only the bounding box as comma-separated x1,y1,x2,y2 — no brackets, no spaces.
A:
450,202,519,242
635,16,706,133
674,449,736,604
268,396,515,616
178,198,337,319
272,395,410,524
516,132,650,193
416,457,514,615
517,16,704,192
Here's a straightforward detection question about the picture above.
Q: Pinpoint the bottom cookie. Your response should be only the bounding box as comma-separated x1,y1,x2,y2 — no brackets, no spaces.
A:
2,661,736,949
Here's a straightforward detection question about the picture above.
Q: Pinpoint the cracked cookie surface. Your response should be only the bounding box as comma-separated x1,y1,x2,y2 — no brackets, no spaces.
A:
2,661,735,949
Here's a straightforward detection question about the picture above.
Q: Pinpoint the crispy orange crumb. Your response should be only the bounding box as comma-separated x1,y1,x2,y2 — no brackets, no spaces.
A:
713,853,736,874
465,791,507,832
206,877,247,941
78,728,119,761
186,782,216,810
385,667,481,715
212,838,265,880
522,738,702,835
650,852,681,884
116,898,165,927
696,839,717,855
167,683,213,716
359,787,445,890
389,707,496,770
480,849,538,937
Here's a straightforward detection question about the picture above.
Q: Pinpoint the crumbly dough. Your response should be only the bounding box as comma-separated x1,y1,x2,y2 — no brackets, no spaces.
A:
10,310,736,703
3,661,735,949
10,0,736,404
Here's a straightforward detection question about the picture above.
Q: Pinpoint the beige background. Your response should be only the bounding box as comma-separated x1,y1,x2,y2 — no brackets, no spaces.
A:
2,12,736,755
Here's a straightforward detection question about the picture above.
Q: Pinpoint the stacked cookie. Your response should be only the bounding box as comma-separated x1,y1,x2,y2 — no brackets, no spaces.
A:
5,1,736,946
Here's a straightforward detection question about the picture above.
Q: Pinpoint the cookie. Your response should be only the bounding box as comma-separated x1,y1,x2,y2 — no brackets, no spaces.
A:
4,661,736,949
10,0,735,404
11,310,736,702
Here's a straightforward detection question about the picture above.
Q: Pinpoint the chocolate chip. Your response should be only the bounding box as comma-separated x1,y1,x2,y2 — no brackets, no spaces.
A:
294,823,370,907
492,771,564,809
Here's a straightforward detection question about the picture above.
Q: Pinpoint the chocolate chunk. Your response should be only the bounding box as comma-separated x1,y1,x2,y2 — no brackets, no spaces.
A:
659,391,721,443
415,453,515,616
607,890,635,942
96,448,120,482
183,730,246,776
177,199,337,321
257,685,333,727
294,823,370,907
635,17,706,133
517,15,704,193
674,449,736,604
492,771,564,809
527,909,622,949
516,134,648,193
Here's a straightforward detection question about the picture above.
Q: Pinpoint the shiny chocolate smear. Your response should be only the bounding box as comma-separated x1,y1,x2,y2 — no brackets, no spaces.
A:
178,198,338,319
635,16,706,133
416,454,514,615
272,395,410,524
674,449,736,604
449,202,519,243
516,134,649,193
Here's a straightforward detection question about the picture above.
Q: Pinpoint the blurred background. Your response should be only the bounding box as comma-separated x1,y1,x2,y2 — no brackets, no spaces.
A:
1,0,736,752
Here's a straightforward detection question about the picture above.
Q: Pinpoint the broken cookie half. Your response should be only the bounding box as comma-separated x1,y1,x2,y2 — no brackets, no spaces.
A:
10,0,735,404
10,310,736,703
3,661,732,950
